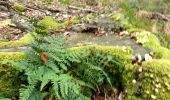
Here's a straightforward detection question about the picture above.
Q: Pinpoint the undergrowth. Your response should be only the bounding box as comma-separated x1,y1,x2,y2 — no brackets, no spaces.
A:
10,35,132,99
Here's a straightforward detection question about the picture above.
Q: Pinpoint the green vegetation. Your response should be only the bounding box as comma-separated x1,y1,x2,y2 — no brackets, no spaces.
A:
12,3,26,12
125,59,170,99
0,0,170,99
59,0,71,4
10,35,132,99
0,65,21,98
0,52,25,61
0,33,34,48
134,31,170,60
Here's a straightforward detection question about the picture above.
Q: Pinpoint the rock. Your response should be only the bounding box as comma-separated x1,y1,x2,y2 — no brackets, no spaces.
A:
0,5,8,11
12,14,34,32
0,12,10,19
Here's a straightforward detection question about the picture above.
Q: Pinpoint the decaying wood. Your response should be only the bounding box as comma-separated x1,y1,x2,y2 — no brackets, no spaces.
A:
136,10,170,22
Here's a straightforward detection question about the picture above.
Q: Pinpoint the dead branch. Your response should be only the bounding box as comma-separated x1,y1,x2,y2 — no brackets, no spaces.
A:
68,5,97,13
136,10,170,22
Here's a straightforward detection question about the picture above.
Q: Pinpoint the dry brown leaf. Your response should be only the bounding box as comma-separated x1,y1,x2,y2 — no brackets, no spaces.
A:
40,52,48,63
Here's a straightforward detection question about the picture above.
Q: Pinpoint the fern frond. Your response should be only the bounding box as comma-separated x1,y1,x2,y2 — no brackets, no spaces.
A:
19,84,36,100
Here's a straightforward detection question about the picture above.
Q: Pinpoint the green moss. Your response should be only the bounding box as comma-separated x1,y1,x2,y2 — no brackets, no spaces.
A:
12,3,26,12
136,31,160,47
0,65,21,98
37,16,80,34
0,33,34,48
71,45,133,58
135,31,170,60
0,52,25,61
125,59,170,99
38,16,61,31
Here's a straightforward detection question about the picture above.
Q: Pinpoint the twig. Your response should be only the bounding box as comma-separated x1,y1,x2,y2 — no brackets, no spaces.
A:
68,5,97,13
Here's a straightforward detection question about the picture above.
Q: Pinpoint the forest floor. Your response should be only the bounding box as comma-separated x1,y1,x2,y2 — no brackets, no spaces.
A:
0,0,170,100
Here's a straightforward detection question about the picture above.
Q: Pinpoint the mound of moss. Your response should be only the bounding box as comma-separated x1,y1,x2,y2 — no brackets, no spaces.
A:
0,52,26,61
37,16,80,34
0,65,21,98
0,33,34,48
12,3,26,12
135,31,170,60
125,59,170,99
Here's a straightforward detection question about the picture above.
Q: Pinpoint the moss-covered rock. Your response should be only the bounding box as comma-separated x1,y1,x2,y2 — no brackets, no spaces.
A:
12,3,26,12
0,52,25,61
72,45,134,93
135,31,170,60
38,16,61,31
71,45,133,61
0,64,21,98
0,33,34,48
125,59,170,100
37,16,80,34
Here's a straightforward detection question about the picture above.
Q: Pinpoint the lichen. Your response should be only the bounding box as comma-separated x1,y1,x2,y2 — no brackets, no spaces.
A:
125,59,170,99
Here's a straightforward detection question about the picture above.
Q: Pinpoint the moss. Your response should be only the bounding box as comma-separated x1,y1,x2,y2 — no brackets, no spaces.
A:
71,45,133,58
135,31,170,60
0,33,34,48
0,64,21,98
12,3,26,12
38,16,61,31
37,16,80,34
72,45,134,93
136,31,160,47
0,52,26,61
125,59,170,99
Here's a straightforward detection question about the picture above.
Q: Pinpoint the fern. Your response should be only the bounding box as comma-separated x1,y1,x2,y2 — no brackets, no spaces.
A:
12,35,127,99
13,35,91,99
51,74,91,100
